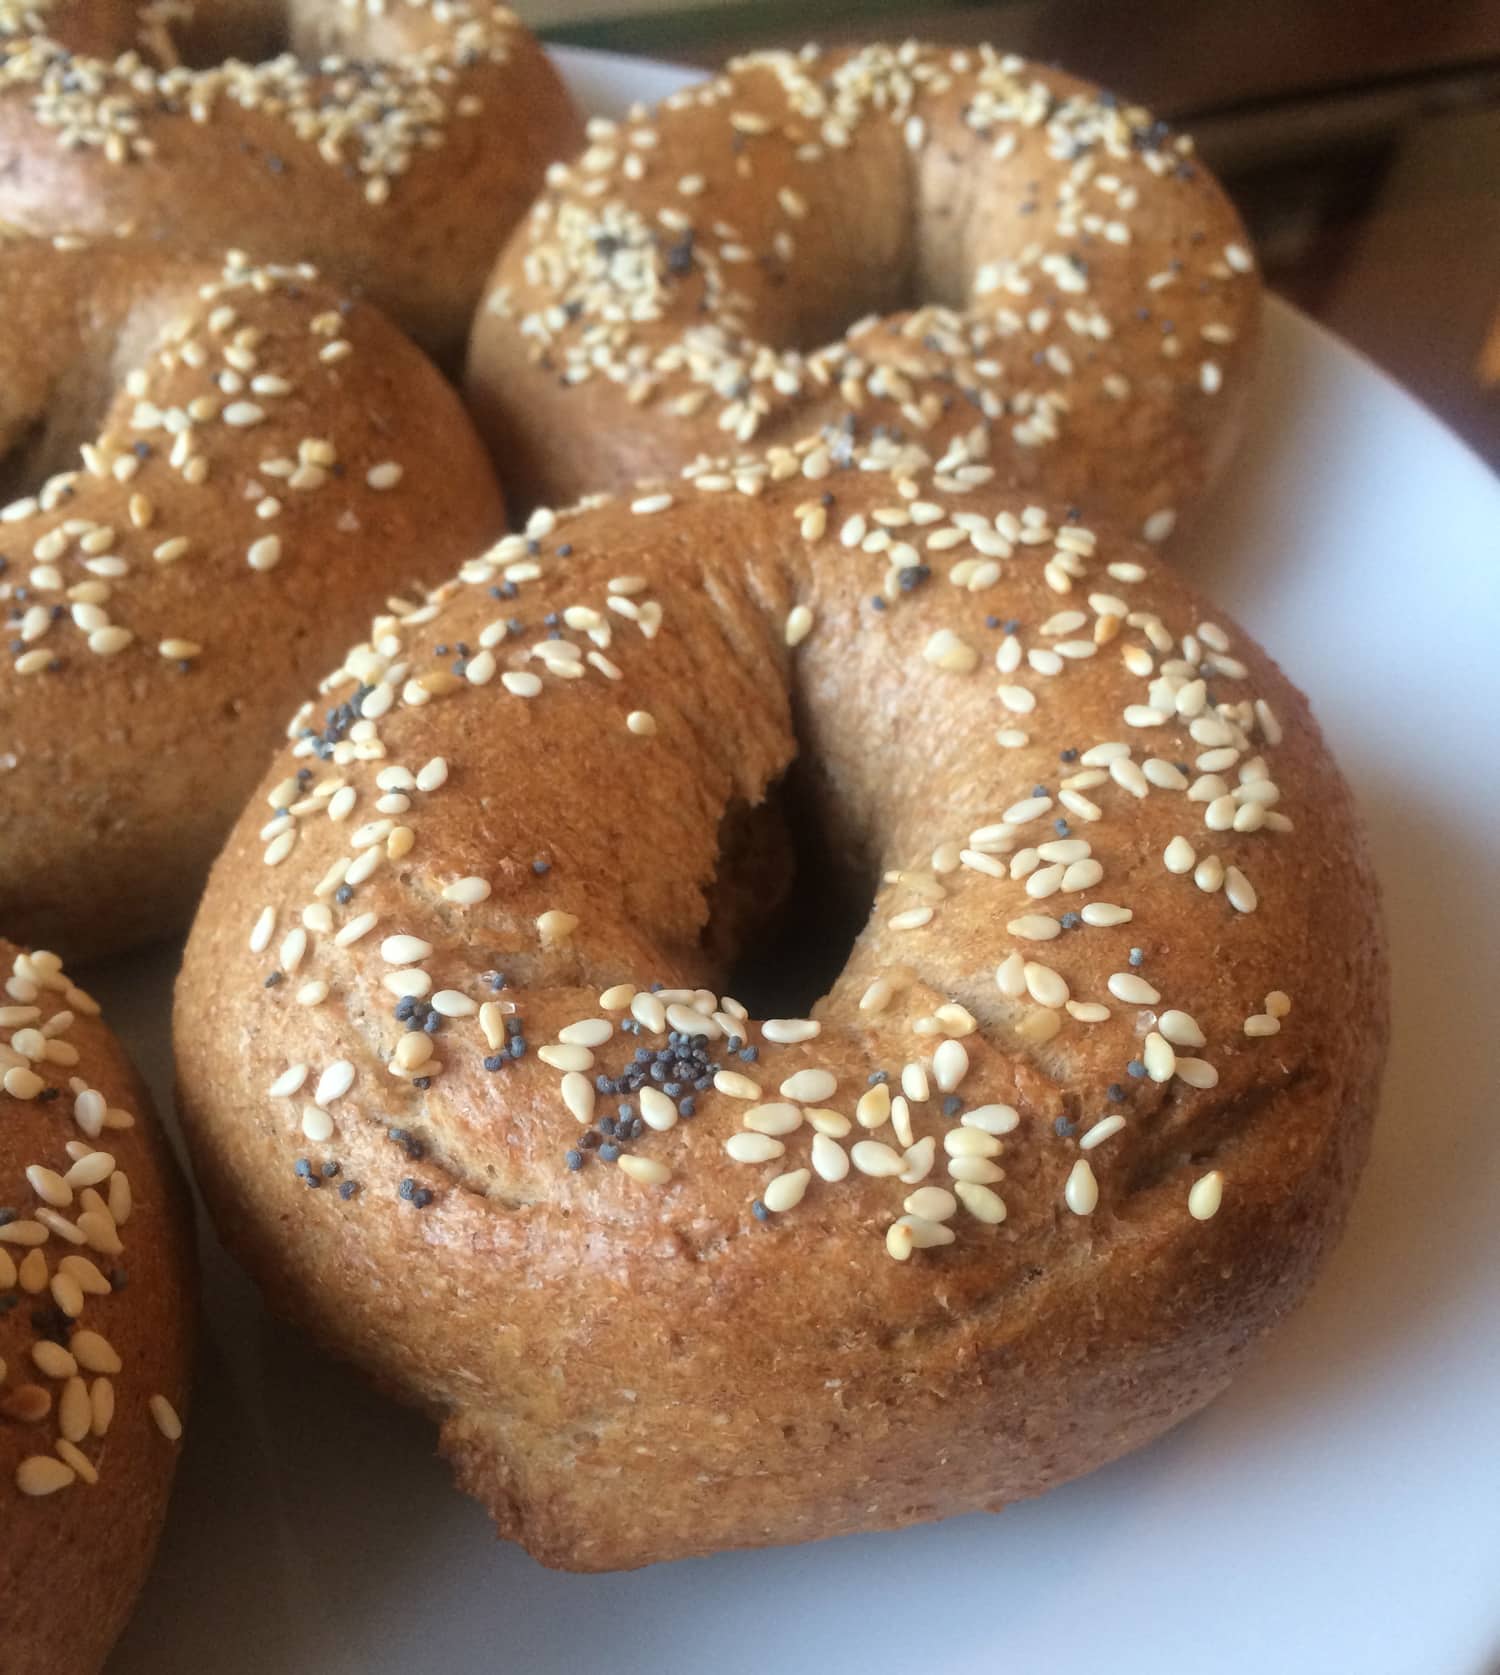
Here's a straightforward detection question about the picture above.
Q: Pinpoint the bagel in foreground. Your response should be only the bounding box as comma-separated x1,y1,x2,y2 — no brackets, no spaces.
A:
174,432,1387,1568
0,0,583,358
0,235,504,960
468,42,1260,536
0,940,194,1675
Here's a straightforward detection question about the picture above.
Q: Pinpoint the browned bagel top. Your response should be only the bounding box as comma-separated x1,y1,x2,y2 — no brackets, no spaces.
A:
177,430,1385,1328
0,939,194,1674
0,0,584,355
468,42,1260,532
0,233,503,958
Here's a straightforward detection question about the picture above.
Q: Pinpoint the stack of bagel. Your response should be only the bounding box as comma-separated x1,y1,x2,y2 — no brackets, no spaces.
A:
0,9,1386,1666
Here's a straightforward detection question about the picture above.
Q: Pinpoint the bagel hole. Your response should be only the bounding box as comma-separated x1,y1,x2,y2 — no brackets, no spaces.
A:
766,174,973,358
0,301,189,508
705,760,878,1020
163,5,289,68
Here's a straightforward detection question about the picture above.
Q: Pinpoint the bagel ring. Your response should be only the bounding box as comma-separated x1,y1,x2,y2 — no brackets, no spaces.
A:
0,0,583,357
469,43,1260,540
0,232,503,959
175,427,1386,1568
1,939,194,1675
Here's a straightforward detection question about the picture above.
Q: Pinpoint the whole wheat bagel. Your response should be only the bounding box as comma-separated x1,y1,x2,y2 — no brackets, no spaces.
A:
0,0,584,358
0,939,194,1674
174,429,1387,1568
467,42,1260,538
0,233,503,960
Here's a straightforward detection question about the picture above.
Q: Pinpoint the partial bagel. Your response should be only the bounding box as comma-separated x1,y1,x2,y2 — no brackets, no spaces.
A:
0,939,194,1675
0,0,584,358
0,234,503,960
468,43,1260,538
175,432,1386,1568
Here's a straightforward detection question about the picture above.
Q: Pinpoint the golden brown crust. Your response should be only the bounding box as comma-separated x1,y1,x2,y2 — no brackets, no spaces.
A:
0,0,584,359
467,43,1260,534
0,234,504,960
174,432,1387,1568
0,939,194,1673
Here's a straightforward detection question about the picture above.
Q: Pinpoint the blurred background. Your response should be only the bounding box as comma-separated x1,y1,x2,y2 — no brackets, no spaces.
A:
516,0,1500,469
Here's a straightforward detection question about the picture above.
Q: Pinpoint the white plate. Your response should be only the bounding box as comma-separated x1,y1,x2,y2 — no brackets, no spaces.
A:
98,47,1500,1675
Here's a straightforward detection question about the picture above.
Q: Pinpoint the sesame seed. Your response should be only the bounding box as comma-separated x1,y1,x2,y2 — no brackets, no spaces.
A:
725,1131,785,1164
1143,1031,1176,1082
1225,866,1258,913
1188,1170,1224,1219
889,906,933,931
762,1018,820,1045
955,1181,1007,1223
762,1168,810,1213
313,1061,354,1106
149,1393,183,1440
1065,1159,1099,1215
16,1455,74,1495
537,909,579,944
366,462,403,491
1174,1057,1220,1089
851,1141,905,1178
744,1103,802,1137
931,1039,968,1092
779,1069,836,1103
1080,1115,1126,1150
86,625,133,657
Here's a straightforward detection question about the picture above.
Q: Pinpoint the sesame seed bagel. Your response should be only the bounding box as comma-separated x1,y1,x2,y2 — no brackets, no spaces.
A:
0,234,503,960
173,433,1386,1568
0,0,584,359
467,42,1260,542
0,940,194,1675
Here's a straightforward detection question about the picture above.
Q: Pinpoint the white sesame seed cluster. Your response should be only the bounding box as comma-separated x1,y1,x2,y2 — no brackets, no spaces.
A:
182,423,1344,1275
470,40,1259,532
0,1,582,355
0,230,502,958
0,945,183,1502
0,243,409,682
0,0,519,202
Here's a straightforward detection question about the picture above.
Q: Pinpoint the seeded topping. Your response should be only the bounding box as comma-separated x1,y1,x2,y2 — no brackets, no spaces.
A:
0,245,416,693
0,1,522,206
0,944,183,1504
197,413,1333,1280
476,40,1257,523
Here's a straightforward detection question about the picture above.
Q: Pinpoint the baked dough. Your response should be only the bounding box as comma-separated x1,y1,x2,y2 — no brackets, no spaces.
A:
469,43,1259,535
175,431,1387,1568
0,234,503,959
0,939,194,1674
0,0,584,358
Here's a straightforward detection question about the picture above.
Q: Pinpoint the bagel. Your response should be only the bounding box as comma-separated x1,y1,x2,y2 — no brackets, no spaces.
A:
467,43,1261,538
0,939,194,1674
174,430,1387,1568
0,0,583,358
0,233,503,960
